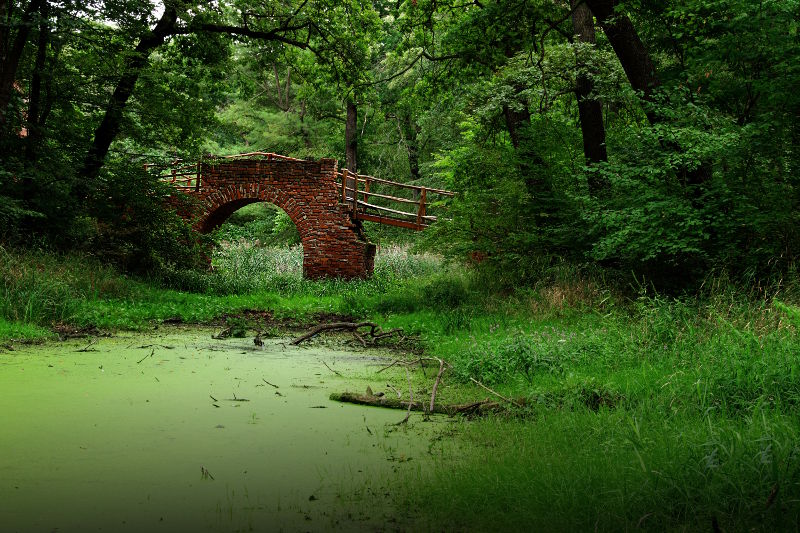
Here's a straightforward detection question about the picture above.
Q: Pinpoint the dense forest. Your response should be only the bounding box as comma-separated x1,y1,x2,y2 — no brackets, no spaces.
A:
2,1,800,531
1,0,797,285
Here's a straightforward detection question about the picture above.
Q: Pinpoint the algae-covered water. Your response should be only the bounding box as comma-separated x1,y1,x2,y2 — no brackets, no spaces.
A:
0,329,448,532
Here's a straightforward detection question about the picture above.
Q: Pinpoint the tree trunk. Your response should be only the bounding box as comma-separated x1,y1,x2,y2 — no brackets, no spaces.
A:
407,127,420,182
585,0,710,189
37,26,59,131
0,0,44,127
571,0,607,163
398,113,420,182
1,1,9,70
571,0,608,195
79,5,178,186
25,0,48,161
344,99,358,198
583,0,659,122
502,101,531,150
345,99,357,173
502,92,549,195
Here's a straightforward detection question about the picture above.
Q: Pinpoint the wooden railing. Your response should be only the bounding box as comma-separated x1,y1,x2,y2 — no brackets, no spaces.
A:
335,169,454,231
149,152,453,231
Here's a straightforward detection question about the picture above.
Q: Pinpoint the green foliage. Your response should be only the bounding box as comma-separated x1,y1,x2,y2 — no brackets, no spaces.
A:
775,301,800,329
212,203,300,246
89,160,210,273
0,318,52,342
0,246,133,326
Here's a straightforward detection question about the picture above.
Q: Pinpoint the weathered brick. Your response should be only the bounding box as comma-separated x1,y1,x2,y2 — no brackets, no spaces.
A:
168,157,375,279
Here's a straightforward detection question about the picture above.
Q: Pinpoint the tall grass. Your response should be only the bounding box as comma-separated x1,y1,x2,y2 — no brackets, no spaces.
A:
0,243,457,332
406,410,800,531
388,287,800,531
0,246,132,325
163,241,447,297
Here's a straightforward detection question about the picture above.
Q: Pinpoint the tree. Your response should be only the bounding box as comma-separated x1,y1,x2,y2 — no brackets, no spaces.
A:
570,0,607,171
0,0,44,128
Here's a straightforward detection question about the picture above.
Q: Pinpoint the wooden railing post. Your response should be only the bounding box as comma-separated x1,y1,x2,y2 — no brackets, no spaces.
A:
364,176,370,203
353,173,360,216
195,161,201,192
341,169,348,203
416,187,427,229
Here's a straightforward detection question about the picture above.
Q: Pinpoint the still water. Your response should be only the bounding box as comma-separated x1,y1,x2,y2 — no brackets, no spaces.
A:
0,328,447,532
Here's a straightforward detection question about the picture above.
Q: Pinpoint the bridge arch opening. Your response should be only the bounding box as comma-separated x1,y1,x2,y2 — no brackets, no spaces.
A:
208,202,300,247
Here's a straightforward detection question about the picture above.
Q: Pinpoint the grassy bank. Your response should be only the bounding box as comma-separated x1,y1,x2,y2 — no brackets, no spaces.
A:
2,244,799,530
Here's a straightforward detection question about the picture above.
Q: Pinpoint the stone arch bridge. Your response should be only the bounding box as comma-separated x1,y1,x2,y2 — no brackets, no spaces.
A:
150,152,453,279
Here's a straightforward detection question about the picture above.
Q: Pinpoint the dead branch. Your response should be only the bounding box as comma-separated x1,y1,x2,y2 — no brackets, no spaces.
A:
469,377,525,408
136,347,154,364
429,358,448,414
376,358,416,374
75,339,99,352
396,367,414,425
322,360,343,377
329,391,505,417
291,321,407,346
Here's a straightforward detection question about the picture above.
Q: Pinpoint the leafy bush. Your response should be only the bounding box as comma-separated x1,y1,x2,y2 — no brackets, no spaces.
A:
89,160,210,273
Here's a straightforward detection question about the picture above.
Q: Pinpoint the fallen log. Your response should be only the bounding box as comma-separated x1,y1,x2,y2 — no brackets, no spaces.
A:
329,391,509,417
291,321,405,346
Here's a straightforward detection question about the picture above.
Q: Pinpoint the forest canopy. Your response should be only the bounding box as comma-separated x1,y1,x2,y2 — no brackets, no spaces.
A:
1,0,798,288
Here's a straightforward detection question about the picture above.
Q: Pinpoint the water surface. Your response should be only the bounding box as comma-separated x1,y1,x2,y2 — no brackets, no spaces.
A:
0,328,446,532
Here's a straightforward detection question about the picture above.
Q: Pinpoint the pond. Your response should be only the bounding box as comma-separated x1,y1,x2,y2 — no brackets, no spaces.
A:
0,328,452,532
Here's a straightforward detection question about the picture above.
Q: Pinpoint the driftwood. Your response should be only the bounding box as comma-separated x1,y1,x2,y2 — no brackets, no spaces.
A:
291,321,406,346
329,391,508,417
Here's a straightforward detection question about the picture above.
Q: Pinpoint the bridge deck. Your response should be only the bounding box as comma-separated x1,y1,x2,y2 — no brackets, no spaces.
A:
147,152,453,231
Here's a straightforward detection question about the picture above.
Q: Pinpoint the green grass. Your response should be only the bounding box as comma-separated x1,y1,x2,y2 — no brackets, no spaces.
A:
407,410,799,531
0,243,452,330
0,317,52,341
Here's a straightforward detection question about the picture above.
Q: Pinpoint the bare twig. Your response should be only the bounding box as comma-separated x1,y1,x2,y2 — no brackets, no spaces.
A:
429,358,447,414
136,347,154,364
353,332,367,347
262,378,279,389
291,321,375,345
75,339,98,352
395,367,414,425
386,383,402,398
322,360,343,377
469,377,524,408
329,393,503,417
376,358,415,374
291,321,406,346
137,344,174,349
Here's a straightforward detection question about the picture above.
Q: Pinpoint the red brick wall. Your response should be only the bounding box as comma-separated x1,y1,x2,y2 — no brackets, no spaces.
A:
173,157,375,279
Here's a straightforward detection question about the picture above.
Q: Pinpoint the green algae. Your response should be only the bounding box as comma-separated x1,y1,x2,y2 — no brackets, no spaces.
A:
0,328,453,532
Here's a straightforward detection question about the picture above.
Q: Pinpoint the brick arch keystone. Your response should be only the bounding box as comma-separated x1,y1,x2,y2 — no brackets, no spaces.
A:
178,158,375,279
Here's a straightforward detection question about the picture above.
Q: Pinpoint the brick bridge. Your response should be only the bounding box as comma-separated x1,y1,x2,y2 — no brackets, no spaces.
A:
151,152,453,279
